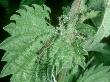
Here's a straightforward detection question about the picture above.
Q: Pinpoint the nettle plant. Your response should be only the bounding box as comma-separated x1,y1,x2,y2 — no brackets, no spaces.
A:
0,0,110,82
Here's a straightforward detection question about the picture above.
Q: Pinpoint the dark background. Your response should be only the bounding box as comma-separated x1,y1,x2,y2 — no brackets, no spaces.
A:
0,0,20,81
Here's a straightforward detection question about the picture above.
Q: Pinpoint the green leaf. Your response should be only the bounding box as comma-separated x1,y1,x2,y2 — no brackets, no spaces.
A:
87,0,105,11
91,13,104,27
80,10,100,22
77,64,110,82
87,0,105,27
76,23,96,39
94,1,110,41
84,0,110,51
0,4,56,82
0,3,89,82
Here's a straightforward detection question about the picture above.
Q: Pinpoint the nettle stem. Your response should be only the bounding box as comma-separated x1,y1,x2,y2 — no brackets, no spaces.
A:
68,0,81,28
69,0,81,20
57,0,82,82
